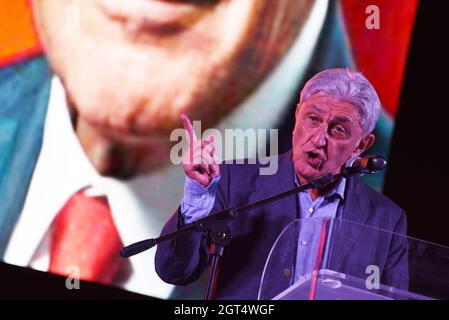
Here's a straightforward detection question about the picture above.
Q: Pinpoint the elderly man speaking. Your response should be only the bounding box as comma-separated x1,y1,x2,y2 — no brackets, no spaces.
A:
155,68,408,300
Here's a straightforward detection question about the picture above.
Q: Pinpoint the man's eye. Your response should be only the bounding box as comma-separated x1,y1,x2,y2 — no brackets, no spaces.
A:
308,115,320,123
332,126,346,135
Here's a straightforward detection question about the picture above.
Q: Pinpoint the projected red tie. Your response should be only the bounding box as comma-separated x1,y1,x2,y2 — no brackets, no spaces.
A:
49,191,128,284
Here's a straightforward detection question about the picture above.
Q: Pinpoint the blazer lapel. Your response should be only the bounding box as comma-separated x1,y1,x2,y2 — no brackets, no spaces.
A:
0,119,18,182
267,149,299,223
261,150,300,293
329,177,371,272
0,56,51,257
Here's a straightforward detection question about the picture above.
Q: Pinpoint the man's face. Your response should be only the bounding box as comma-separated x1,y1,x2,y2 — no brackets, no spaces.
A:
292,93,375,184
31,0,315,141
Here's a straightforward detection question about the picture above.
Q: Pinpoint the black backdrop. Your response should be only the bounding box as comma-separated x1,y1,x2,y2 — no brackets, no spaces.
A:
384,1,449,246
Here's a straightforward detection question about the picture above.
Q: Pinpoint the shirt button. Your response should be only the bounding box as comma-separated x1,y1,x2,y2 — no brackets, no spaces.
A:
283,268,291,277
308,208,314,214
300,240,307,246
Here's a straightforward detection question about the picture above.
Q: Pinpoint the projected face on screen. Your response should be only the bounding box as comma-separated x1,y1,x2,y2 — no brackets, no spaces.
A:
0,0,419,300
31,0,315,140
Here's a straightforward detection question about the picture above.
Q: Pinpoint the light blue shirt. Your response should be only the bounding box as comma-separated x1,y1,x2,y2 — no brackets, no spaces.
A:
294,176,346,281
180,176,221,224
179,172,346,282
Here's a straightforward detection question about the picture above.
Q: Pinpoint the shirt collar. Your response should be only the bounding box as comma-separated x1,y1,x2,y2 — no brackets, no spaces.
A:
42,76,170,239
294,172,346,200
4,76,175,298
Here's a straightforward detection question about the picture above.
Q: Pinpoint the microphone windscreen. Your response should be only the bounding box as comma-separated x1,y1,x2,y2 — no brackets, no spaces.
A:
369,156,387,171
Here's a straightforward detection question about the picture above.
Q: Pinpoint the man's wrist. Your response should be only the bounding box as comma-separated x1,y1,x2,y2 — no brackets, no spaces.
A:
180,175,221,223
184,175,220,197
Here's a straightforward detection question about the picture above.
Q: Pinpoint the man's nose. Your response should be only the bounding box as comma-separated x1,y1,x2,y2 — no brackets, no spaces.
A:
311,125,327,148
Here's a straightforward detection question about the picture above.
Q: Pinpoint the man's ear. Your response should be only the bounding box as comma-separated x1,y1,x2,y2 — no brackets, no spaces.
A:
355,133,376,155
293,102,302,133
295,102,302,118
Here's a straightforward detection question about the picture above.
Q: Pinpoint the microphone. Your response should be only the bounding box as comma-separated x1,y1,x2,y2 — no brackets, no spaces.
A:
342,155,387,176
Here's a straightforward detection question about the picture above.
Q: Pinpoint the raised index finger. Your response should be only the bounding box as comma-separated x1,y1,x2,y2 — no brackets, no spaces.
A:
181,114,198,145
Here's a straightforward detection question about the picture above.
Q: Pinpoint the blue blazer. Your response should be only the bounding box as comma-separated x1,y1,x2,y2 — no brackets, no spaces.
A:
155,151,408,299
0,57,51,257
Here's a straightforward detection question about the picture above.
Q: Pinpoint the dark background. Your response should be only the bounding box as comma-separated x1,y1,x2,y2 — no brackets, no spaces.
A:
384,0,449,246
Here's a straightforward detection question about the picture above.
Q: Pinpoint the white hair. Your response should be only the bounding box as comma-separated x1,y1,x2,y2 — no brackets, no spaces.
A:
299,68,381,134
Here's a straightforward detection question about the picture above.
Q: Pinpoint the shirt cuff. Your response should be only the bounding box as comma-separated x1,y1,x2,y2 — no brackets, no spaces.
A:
180,175,221,224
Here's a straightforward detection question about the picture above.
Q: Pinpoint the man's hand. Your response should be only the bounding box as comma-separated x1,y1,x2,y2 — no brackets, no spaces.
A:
181,114,220,188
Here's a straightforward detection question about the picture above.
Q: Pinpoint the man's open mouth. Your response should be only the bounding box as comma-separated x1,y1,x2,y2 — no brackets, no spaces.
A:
306,151,324,169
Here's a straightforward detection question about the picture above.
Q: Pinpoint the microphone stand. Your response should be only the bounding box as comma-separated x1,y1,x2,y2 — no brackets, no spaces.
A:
120,168,375,300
